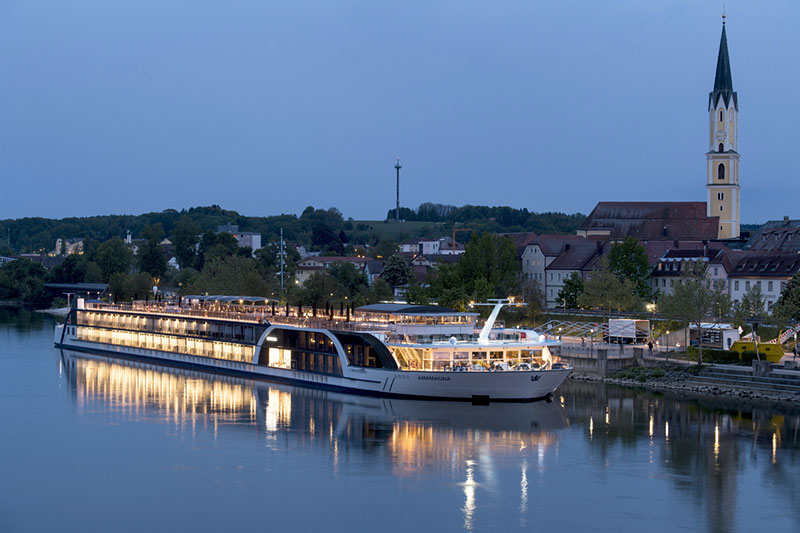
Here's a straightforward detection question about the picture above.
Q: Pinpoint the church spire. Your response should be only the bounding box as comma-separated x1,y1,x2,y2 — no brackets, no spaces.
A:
710,18,738,110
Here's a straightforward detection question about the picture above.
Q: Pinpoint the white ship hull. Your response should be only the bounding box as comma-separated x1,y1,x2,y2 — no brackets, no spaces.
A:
54,323,569,401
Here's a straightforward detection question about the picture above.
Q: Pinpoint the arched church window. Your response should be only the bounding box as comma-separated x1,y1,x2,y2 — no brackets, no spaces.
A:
718,163,725,180
719,110,724,121
719,143,724,152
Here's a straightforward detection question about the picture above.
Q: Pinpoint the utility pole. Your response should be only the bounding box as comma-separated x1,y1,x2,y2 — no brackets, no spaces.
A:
279,228,285,292
394,158,402,222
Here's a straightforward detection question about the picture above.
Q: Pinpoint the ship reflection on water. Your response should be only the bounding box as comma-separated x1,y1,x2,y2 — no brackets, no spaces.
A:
58,350,800,532
60,349,565,530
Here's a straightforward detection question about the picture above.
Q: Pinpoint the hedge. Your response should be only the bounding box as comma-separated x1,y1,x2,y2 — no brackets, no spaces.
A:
687,346,741,364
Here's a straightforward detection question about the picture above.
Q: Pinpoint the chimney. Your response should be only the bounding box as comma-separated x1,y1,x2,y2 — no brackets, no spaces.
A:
673,239,679,249
784,215,790,226
564,243,571,252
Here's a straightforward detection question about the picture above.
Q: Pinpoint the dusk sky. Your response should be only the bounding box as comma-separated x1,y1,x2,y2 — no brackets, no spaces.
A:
2,0,798,223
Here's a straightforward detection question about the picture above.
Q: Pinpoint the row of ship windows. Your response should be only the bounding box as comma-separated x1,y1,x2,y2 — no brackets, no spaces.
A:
77,328,254,363
76,326,351,375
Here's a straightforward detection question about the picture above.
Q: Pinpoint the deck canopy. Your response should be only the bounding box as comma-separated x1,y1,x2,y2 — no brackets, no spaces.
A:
356,303,477,317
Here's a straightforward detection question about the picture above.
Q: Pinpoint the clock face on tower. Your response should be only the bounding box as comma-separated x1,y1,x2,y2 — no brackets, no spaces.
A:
715,129,727,142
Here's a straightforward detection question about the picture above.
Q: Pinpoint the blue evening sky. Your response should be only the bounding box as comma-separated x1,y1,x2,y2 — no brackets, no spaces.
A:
1,1,797,223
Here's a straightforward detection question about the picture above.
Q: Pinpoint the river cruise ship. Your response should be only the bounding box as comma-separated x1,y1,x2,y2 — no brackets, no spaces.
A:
53,297,570,401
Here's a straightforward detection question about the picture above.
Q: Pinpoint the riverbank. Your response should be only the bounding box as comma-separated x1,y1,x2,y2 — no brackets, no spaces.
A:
570,366,800,411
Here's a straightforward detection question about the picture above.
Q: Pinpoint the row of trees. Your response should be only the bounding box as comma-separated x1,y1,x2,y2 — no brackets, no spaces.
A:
386,203,586,234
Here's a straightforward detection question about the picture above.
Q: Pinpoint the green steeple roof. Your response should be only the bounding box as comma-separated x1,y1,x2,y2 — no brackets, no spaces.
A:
709,23,738,110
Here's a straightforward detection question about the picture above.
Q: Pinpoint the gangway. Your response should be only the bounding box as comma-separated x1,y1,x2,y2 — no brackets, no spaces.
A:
537,320,607,339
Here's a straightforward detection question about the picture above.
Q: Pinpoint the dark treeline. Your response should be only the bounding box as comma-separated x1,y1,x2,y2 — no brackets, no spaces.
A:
1,203,585,255
387,202,585,235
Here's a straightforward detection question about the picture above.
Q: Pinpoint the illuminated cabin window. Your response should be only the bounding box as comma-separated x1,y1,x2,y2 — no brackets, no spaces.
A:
76,327,253,363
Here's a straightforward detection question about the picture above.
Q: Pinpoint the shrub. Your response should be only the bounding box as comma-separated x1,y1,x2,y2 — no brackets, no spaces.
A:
740,351,759,365
688,346,739,364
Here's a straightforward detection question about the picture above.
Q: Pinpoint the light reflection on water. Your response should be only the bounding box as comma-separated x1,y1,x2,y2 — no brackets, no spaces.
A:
2,313,800,532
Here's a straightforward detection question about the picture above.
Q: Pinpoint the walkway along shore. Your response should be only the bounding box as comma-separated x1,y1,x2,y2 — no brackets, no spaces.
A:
570,367,800,411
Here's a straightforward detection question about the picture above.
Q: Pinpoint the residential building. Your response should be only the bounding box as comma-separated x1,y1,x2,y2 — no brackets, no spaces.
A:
217,224,262,252
544,242,604,306
295,256,367,285
744,217,800,253
398,237,465,256
364,260,384,286
723,251,800,312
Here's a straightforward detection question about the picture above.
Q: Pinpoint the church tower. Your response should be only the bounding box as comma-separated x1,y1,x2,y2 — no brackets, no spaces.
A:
706,15,740,239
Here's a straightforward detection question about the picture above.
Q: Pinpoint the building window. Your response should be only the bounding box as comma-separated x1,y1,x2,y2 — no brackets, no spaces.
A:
719,110,724,121
718,163,725,180
734,280,739,291
714,267,718,275
745,280,750,290
717,192,724,200
720,205,723,212
768,281,774,292
719,143,724,152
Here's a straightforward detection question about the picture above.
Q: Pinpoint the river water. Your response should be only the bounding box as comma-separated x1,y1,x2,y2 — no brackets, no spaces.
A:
1,310,799,532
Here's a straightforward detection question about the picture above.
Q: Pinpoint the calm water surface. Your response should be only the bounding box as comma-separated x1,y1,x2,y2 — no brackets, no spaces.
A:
1,310,799,532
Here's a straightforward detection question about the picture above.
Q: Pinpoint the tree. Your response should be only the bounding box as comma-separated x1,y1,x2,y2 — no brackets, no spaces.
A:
300,271,345,307
382,254,411,288
522,279,546,324
458,233,519,299
367,278,393,303
205,232,240,263
406,283,430,305
328,262,368,297
658,261,731,367
138,224,167,278
0,259,49,307
578,258,637,316
186,256,269,296
95,237,132,281
557,272,584,309
172,217,201,269
740,282,767,319
607,236,652,301
774,272,800,324
194,231,213,270
124,272,156,301
370,240,398,260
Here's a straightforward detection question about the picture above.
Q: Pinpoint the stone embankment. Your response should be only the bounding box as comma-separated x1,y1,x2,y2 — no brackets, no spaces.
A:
570,365,800,409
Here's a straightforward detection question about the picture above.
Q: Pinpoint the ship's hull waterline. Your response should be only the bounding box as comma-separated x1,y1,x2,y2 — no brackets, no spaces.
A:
54,323,570,402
